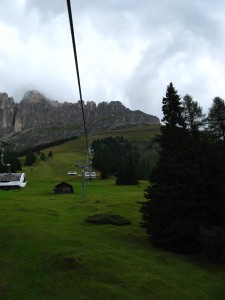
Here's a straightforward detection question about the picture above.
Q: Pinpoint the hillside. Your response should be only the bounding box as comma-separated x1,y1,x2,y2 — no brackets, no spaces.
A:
21,123,161,175
0,140,224,299
0,91,160,150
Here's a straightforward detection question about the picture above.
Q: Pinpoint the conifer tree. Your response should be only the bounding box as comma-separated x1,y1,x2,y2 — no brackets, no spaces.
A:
141,84,225,256
116,156,138,185
141,83,202,253
182,94,205,131
162,82,184,128
48,151,53,158
208,97,225,140
0,150,22,173
24,152,36,166
40,152,46,161
92,136,139,184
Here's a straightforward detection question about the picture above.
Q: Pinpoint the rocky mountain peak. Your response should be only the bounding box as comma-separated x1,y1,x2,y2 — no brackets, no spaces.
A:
22,90,46,103
0,90,160,149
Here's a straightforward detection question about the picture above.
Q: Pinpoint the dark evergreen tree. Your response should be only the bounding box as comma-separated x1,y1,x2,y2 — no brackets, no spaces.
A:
182,94,205,131
207,97,225,140
24,152,36,166
136,159,151,180
162,82,185,128
40,152,46,161
92,136,139,184
0,149,22,173
141,84,225,257
116,156,138,185
141,83,204,253
92,138,113,179
48,151,53,157
100,167,109,180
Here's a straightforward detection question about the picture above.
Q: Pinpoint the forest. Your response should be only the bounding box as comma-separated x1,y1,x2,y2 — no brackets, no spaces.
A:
141,83,225,263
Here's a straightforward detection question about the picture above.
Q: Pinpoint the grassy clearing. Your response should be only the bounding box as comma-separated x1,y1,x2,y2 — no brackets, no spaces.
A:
0,138,224,299
91,124,160,143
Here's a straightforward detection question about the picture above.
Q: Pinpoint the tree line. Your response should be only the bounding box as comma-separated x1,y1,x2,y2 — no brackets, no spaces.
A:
141,83,225,263
92,136,139,185
0,135,73,171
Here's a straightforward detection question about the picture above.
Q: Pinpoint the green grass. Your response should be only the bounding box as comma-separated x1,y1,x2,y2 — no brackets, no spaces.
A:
0,138,224,299
91,123,160,143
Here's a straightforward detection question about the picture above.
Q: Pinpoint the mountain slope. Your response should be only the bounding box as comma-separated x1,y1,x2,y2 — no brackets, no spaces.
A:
0,90,160,149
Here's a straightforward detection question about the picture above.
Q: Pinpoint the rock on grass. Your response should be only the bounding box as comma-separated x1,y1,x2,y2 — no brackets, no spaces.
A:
85,214,131,226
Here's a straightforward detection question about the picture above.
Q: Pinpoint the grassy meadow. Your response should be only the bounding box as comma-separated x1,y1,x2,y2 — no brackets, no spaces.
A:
0,135,225,299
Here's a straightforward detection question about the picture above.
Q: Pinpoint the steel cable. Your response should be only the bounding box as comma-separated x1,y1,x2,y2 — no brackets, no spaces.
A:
66,0,91,165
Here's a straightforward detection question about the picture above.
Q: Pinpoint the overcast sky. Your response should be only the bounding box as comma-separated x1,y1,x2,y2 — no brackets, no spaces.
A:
0,0,225,119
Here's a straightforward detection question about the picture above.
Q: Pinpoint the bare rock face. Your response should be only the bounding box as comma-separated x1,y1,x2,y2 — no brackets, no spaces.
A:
0,90,160,148
0,93,17,135
15,91,84,131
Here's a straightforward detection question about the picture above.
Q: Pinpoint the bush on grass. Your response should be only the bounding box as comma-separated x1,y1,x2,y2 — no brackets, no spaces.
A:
85,214,131,226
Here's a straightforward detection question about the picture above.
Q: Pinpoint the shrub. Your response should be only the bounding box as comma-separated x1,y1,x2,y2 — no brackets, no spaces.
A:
85,214,131,226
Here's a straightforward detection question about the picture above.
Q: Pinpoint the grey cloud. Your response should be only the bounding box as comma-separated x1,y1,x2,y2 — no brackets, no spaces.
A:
24,0,66,19
0,0,225,118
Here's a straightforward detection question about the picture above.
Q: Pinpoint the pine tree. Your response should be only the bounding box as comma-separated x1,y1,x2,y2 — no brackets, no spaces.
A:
40,152,46,161
141,83,203,253
207,97,225,140
162,82,184,128
92,136,139,184
24,152,36,166
141,84,225,255
116,156,138,185
182,94,205,131
48,151,53,158
0,150,22,173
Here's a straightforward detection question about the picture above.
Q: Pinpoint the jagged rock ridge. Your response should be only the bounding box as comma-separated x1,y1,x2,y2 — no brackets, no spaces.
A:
0,90,160,149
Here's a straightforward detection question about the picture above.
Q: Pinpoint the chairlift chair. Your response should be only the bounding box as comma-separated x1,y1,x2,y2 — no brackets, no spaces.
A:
68,171,77,175
85,171,96,179
0,173,27,190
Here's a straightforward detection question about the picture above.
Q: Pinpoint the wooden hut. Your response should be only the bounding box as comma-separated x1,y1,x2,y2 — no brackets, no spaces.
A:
54,182,73,194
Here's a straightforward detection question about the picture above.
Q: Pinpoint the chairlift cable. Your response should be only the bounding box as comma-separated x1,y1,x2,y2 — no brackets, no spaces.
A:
66,0,91,166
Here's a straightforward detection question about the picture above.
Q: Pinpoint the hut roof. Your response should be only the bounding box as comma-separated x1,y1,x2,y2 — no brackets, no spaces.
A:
55,182,73,188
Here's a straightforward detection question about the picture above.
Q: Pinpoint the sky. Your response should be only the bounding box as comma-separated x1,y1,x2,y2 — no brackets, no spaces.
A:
0,0,225,120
